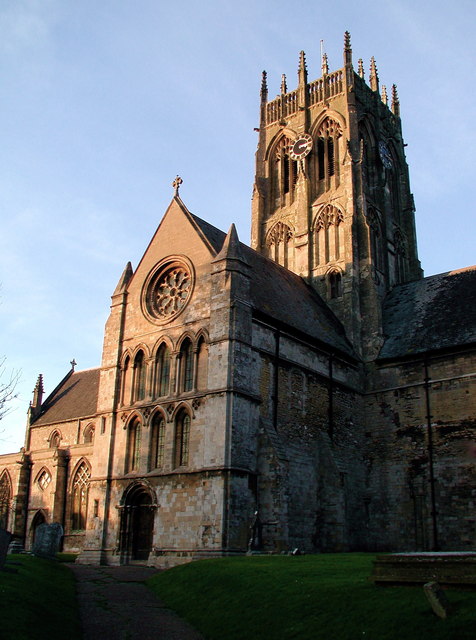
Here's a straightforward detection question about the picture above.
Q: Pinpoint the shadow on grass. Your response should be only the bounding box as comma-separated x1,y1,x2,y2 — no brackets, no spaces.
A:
147,554,476,640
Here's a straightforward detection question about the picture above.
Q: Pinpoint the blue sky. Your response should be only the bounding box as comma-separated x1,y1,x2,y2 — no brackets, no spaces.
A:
1,0,475,454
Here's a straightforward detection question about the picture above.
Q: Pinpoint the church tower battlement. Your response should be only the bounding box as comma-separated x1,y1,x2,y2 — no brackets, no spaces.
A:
251,32,422,358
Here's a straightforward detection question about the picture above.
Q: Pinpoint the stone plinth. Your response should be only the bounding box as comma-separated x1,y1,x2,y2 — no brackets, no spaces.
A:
371,552,476,586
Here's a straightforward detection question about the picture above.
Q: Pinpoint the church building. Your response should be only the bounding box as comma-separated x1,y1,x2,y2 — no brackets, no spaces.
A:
1,33,475,566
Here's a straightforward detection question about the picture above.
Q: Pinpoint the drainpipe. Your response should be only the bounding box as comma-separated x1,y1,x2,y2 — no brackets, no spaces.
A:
272,329,281,430
328,352,334,441
423,356,439,551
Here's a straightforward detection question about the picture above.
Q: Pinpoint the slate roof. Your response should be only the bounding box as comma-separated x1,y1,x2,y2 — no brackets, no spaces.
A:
379,266,476,360
195,215,355,358
32,368,100,426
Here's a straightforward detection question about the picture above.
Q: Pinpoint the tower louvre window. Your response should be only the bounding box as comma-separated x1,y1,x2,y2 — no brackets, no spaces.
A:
266,221,293,268
271,137,298,208
314,205,344,267
316,118,341,189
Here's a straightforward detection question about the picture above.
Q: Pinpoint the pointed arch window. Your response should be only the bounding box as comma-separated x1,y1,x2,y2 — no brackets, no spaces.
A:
133,350,147,402
49,430,61,449
150,414,166,470
0,472,12,530
266,222,293,268
121,355,132,406
314,205,344,266
271,136,298,210
174,411,191,467
367,207,383,274
71,462,90,531
125,418,141,473
83,424,95,444
394,229,406,284
316,118,342,189
179,339,193,393
328,270,343,299
155,343,171,397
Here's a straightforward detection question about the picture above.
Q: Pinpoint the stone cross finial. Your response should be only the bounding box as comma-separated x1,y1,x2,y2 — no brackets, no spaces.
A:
172,175,183,196
70,359,77,371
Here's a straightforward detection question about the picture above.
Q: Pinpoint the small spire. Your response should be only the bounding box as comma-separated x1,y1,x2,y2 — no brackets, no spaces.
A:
31,374,44,409
381,85,388,105
172,175,183,196
391,84,400,117
343,31,352,66
280,74,287,95
70,359,77,372
260,70,268,102
212,223,248,266
370,56,379,92
298,50,308,85
321,52,329,75
358,58,365,79
113,261,133,295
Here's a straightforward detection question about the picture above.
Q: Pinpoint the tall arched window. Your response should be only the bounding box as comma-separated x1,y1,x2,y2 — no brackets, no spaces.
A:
0,471,12,530
328,270,343,299
367,207,383,274
271,136,298,210
71,462,90,531
155,343,171,397
174,411,191,467
179,339,193,393
316,118,342,190
266,222,293,268
394,229,406,284
196,337,209,391
121,355,132,406
125,418,141,473
150,414,166,470
133,351,147,402
314,205,344,266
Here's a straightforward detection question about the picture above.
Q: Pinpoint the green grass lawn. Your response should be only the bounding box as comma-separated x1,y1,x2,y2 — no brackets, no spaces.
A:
0,554,81,640
147,554,476,640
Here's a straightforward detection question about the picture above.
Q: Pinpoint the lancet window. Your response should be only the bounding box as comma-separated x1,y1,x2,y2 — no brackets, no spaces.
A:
394,229,406,283
271,136,298,209
133,350,147,402
328,270,343,299
49,430,61,449
367,207,383,273
179,339,193,393
71,462,90,531
125,418,141,473
316,118,342,189
155,343,171,397
266,222,293,268
0,471,11,530
150,413,166,470
314,205,344,266
174,411,191,467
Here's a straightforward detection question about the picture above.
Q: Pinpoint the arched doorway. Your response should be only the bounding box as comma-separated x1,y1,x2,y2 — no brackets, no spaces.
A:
119,484,156,563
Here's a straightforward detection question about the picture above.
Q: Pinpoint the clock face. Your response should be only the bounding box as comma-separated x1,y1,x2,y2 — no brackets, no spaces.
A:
289,134,313,160
378,141,393,169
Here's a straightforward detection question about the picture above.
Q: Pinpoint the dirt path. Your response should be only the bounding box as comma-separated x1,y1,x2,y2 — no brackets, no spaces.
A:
68,564,205,640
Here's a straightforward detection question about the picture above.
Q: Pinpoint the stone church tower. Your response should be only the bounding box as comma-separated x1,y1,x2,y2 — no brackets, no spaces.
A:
252,33,422,358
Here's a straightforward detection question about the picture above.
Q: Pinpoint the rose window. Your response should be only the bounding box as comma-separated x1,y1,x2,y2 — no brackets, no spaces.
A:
144,260,194,323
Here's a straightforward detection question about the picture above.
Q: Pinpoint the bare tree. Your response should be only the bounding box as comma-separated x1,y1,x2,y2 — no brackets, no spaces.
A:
0,357,20,422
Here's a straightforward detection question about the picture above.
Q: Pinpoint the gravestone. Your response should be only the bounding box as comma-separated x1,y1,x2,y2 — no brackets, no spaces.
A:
423,581,451,619
0,528,13,569
32,523,63,559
